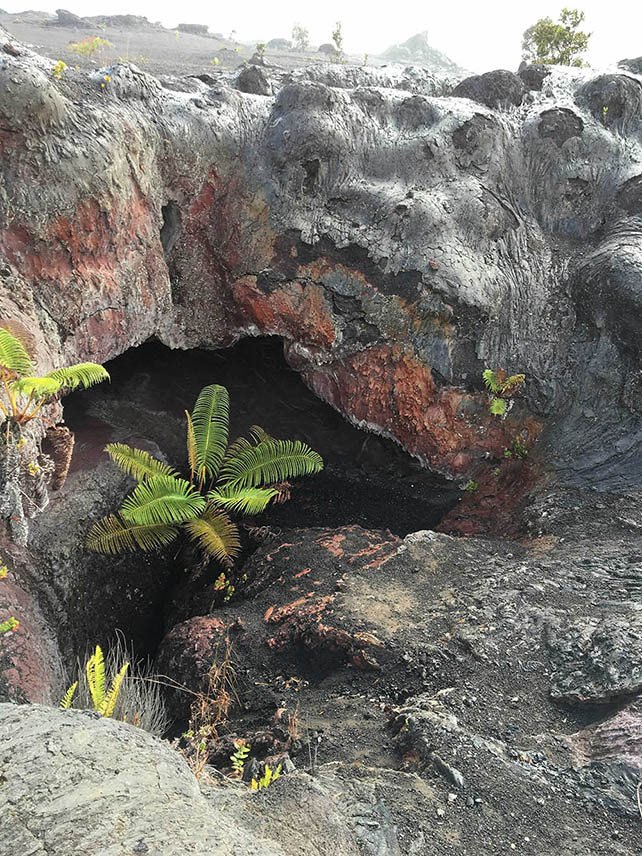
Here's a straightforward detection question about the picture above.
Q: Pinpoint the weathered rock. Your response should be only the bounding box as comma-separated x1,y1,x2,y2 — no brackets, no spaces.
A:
518,62,551,91
548,613,642,704
0,703,403,856
236,63,272,96
618,56,642,74
49,8,90,27
1,36,642,496
453,69,526,108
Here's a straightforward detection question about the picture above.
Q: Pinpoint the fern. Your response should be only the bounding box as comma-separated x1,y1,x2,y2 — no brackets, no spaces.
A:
185,410,197,483
86,645,106,711
13,363,110,397
100,660,129,717
489,398,507,416
119,475,206,525
190,384,229,483
60,681,78,709
105,443,178,481
0,328,33,376
183,506,241,562
86,513,180,554
482,369,500,394
43,363,110,390
208,485,278,515
219,439,323,490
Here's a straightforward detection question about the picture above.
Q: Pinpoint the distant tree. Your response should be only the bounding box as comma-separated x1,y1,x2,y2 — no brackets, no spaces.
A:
332,20,343,56
292,23,309,51
522,8,590,67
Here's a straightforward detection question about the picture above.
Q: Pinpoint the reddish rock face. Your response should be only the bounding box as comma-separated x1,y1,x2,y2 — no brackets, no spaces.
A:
0,544,62,704
302,344,541,479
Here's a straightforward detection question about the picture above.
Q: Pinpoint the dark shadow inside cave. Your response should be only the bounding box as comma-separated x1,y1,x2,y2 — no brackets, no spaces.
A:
63,337,460,536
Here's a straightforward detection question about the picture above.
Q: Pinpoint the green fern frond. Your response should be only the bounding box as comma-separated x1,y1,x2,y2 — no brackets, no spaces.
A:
183,507,240,562
119,475,206,526
248,425,272,445
60,681,78,709
11,376,63,398
0,328,33,376
87,645,106,711
501,373,526,396
100,660,129,717
44,362,110,391
105,443,178,481
86,513,180,554
208,485,278,516
219,439,323,490
185,410,197,483
190,384,229,483
489,398,507,416
482,369,500,394
223,435,253,462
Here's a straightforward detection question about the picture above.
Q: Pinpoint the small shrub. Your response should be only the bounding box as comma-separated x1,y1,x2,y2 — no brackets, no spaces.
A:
68,36,113,57
51,60,66,79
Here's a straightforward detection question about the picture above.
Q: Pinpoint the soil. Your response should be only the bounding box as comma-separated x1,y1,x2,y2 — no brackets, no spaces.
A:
0,14,365,79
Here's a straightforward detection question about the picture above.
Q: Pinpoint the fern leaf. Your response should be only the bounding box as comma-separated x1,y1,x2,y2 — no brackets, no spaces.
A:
223,435,253,463
60,681,78,709
183,507,241,562
43,362,110,391
489,398,507,416
190,385,229,483
482,369,500,394
119,475,206,526
0,327,34,376
185,410,197,483
100,660,129,717
86,513,180,554
500,374,526,396
208,485,278,516
105,443,177,481
219,439,323,490
87,645,106,711
248,425,272,445
11,376,63,398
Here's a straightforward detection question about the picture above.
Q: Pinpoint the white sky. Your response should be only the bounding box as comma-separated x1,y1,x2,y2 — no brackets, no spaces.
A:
5,0,641,72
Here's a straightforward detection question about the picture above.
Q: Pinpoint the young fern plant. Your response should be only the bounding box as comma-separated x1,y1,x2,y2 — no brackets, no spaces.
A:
482,369,526,417
87,384,323,567
61,644,129,717
0,326,110,439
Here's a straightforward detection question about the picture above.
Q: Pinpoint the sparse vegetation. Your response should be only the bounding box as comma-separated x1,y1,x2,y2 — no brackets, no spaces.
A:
251,762,281,791
87,383,323,567
0,557,18,635
522,8,590,67
60,637,169,736
51,60,66,79
482,369,525,417
291,23,309,51
331,20,344,61
0,327,109,441
68,36,114,58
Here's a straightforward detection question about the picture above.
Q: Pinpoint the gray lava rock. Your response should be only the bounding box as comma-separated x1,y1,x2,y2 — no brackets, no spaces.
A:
0,704,402,856
50,8,90,27
548,614,642,704
618,57,642,74
236,63,272,95
518,62,552,91
453,69,526,108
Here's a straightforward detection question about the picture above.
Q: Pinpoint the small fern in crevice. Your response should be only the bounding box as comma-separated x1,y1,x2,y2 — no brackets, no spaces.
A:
483,369,525,417
87,384,323,569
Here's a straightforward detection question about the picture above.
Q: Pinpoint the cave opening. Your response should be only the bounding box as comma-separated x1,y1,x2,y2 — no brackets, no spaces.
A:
63,336,460,536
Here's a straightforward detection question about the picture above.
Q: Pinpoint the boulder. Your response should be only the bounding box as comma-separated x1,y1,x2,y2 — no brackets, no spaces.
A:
453,69,526,108
236,64,272,95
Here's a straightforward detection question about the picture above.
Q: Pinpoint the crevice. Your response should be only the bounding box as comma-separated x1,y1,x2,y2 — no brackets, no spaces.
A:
160,201,182,258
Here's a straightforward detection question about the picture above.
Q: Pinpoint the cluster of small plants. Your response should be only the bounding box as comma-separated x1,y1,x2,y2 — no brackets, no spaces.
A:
68,36,113,57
